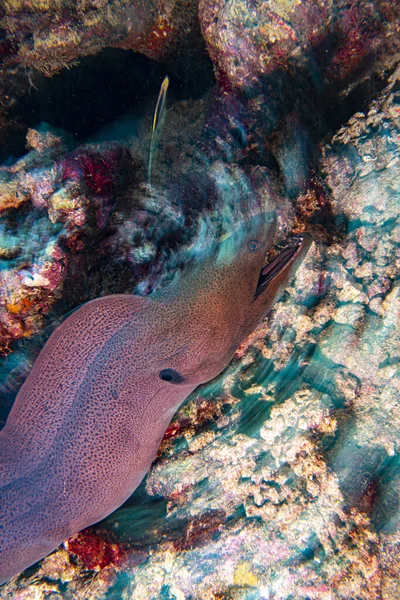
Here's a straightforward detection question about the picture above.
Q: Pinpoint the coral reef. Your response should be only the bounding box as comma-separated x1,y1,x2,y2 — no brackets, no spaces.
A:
1,0,200,75
199,0,400,172
0,124,135,351
1,64,398,600
200,0,400,91
0,0,399,597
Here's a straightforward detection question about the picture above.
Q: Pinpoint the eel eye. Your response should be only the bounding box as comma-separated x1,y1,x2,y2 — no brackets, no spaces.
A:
248,239,260,252
159,368,185,384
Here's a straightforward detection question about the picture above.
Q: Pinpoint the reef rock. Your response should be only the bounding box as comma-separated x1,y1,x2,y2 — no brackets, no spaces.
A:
0,125,136,352
200,0,400,92
199,0,400,169
1,0,200,74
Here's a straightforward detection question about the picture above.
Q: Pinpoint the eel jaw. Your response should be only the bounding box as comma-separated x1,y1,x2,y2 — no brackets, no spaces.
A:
254,234,311,300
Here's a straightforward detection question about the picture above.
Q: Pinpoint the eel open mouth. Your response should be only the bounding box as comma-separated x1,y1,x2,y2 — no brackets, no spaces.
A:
254,235,309,299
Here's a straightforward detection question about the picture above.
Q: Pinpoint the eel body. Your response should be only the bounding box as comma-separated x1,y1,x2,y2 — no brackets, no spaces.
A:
0,215,311,583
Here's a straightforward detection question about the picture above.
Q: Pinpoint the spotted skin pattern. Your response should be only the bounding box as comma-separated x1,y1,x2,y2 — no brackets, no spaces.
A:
0,216,311,583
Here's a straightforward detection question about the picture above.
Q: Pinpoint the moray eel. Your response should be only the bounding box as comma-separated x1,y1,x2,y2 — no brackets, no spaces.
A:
0,215,311,583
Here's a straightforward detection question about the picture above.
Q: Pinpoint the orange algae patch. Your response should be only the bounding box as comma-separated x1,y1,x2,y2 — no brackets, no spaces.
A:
6,297,33,314
6,303,23,315
0,180,28,213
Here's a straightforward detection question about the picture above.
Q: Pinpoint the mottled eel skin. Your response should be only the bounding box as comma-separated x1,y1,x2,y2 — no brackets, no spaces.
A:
0,216,311,583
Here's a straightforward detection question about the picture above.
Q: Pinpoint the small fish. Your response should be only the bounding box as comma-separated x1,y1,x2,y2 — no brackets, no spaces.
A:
148,75,169,185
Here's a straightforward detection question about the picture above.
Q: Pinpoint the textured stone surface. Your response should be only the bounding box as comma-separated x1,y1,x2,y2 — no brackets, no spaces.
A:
199,0,400,91
0,126,136,354
1,0,199,73
198,0,400,176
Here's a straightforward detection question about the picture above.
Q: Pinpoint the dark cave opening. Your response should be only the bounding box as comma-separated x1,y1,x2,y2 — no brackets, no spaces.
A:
1,39,394,174
4,47,215,161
